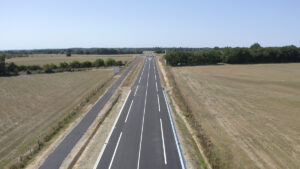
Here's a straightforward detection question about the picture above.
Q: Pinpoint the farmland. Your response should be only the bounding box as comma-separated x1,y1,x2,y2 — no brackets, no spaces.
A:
0,68,114,168
6,54,138,66
170,63,300,169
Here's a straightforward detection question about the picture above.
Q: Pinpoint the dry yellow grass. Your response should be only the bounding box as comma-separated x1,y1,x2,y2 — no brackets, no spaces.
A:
6,54,138,65
171,63,300,169
0,69,113,168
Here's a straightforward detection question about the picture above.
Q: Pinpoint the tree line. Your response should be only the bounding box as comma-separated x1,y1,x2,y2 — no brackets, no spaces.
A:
0,55,124,76
0,47,212,59
0,48,143,58
164,43,300,66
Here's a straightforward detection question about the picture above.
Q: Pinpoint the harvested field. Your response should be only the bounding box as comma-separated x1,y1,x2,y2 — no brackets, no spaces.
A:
171,63,300,169
6,54,138,65
0,69,113,168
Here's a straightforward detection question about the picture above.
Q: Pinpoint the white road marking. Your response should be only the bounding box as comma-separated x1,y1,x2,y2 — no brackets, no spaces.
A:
125,100,134,123
163,90,186,169
160,119,167,165
108,132,123,169
134,85,139,96
156,82,158,92
147,71,149,88
137,68,149,169
93,91,131,169
157,94,160,112
139,67,144,84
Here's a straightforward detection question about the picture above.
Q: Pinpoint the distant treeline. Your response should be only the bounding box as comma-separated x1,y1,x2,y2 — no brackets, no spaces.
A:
164,43,300,66
0,47,212,58
0,55,125,76
0,48,144,58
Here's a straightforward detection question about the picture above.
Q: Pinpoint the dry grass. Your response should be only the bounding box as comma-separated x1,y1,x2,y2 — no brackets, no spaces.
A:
6,54,138,65
0,69,114,168
171,63,300,169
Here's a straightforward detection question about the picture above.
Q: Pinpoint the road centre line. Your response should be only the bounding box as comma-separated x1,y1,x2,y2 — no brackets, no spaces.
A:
160,119,167,165
125,100,134,123
156,82,158,92
108,132,123,169
134,85,139,96
157,94,160,112
137,65,149,169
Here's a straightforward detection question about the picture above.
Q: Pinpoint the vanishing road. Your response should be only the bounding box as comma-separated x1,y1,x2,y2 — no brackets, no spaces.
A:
39,58,140,169
94,54,186,169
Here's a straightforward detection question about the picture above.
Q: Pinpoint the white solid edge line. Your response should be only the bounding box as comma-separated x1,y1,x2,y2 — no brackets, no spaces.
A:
160,119,167,165
93,90,131,169
125,100,134,123
163,90,186,169
108,132,123,169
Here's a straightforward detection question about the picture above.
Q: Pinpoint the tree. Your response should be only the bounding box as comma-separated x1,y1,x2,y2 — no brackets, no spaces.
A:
250,43,262,49
66,49,72,57
94,58,104,67
0,54,5,75
105,58,116,66
7,62,19,75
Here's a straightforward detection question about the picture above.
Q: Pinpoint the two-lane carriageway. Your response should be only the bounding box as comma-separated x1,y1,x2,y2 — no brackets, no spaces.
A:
94,54,186,169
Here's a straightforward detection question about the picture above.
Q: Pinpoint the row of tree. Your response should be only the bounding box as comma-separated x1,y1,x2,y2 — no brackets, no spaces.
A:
0,48,143,58
164,43,300,66
0,56,124,76
0,47,213,59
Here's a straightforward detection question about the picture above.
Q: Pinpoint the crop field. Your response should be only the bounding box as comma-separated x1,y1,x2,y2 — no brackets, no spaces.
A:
6,54,139,65
171,63,300,169
0,69,114,167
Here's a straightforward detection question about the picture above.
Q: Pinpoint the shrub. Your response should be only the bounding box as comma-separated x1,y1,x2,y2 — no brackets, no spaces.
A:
59,62,68,68
69,60,81,68
94,58,104,67
81,61,92,68
116,60,123,66
43,63,57,73
105,58,116,66
26,65,42,71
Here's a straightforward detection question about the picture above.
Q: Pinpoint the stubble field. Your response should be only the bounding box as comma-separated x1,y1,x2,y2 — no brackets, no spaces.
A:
0,69,114,168
171,63,300,169
6,54,138,65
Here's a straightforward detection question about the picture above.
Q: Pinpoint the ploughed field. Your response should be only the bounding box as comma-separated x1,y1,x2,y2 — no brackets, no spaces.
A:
0,69,113,168
6,54,138,65
171,63,300,169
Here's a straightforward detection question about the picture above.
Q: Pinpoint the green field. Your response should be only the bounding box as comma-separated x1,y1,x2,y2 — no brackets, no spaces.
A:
171,63,300,169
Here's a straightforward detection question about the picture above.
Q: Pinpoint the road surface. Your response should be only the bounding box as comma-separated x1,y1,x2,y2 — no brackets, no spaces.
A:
93,54,185,169
39,57,140,169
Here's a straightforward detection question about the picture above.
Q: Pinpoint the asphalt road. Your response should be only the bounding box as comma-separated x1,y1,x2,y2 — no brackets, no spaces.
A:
38,57,140,169
94,54,185,169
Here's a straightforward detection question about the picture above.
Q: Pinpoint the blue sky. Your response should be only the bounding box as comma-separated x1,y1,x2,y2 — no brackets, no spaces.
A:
0,0,299,50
